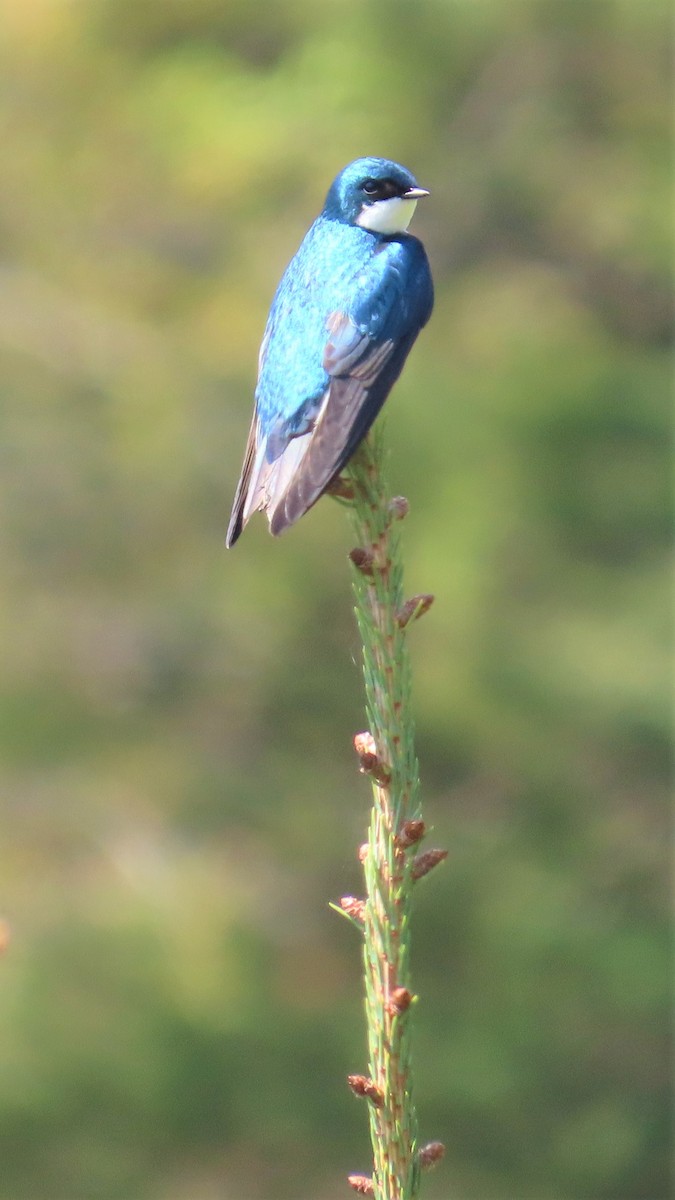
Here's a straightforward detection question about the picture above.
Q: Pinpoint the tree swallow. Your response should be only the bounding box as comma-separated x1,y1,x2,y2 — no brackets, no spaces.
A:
226,156,433,546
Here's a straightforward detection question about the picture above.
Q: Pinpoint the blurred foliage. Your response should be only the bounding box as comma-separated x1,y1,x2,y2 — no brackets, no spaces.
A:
0,1,671,1198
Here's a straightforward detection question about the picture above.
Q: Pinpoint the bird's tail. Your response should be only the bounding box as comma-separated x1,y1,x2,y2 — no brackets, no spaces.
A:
225,416,258,548
226,418,312,546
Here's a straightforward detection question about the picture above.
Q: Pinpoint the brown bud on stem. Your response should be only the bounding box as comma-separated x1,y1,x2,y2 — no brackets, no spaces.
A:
353,732,391,786
397,819,426,848
347,1074,385,1107
340,896,366,922
347,1175,374,1195
396,593,435,629
388,495,410,521
418,1141,446,1171
387,986,413,1015
349,547,375,576
411,848,448,881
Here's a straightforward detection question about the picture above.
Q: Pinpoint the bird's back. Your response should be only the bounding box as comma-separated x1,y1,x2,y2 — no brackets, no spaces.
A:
255,217,382,432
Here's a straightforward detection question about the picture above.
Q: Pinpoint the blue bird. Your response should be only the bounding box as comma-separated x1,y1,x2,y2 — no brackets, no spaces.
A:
226,156,433,547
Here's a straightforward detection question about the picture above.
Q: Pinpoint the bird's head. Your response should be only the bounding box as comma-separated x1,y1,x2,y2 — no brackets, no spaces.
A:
323,157,429,235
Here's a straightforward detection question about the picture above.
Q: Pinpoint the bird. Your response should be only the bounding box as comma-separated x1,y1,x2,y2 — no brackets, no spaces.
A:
226,156,434,547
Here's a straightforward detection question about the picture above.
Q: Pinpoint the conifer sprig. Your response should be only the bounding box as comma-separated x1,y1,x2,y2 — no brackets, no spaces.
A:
341,431,445,1200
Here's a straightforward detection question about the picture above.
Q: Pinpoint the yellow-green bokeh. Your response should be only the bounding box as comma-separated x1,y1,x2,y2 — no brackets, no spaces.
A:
0,2,670,1198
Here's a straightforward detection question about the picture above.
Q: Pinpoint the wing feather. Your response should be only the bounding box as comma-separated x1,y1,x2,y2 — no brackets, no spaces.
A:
268,376,367,534
268,323,419,535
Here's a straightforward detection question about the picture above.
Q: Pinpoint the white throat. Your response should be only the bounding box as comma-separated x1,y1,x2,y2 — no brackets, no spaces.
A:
356,196,417,235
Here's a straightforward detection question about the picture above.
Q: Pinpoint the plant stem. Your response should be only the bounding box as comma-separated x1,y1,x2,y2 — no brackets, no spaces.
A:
346,429,428,1200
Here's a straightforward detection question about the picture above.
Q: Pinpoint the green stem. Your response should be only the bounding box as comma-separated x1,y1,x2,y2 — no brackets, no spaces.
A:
347,430,424,1200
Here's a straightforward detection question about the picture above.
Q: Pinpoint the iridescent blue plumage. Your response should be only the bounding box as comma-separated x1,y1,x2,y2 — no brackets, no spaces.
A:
226,157,433,546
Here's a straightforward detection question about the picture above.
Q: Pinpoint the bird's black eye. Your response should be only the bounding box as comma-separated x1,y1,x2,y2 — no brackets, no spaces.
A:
362,177,401,201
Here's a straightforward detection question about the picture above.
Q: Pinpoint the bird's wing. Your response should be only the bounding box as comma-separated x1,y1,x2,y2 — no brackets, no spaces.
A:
266,239,433,535
266,323,398,535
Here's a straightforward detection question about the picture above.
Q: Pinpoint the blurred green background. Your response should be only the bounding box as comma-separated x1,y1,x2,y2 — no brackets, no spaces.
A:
0,1,671,1198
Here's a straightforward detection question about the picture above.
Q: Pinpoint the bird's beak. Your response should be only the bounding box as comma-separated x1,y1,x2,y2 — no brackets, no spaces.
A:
403,187,430,199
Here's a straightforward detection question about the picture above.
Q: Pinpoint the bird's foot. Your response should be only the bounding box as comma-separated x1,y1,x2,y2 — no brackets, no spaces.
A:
326,473,356,501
